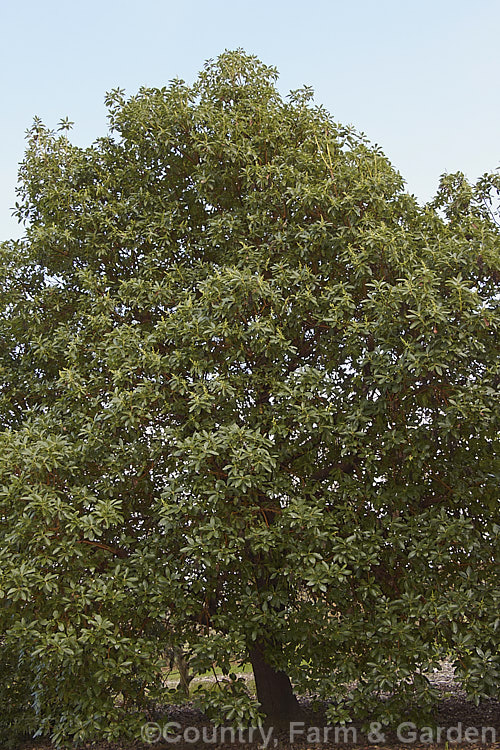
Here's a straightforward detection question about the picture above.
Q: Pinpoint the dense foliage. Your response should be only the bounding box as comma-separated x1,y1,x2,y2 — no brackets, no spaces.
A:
0,50,499,745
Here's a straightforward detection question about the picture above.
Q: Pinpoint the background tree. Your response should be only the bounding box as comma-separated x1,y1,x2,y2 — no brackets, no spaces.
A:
0,50,499,745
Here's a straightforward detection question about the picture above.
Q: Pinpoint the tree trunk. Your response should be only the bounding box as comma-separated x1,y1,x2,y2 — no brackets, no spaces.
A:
175,650,193,696
249,640,302,723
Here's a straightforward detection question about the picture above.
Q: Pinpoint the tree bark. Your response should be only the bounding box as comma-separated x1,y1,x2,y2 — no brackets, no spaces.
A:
249,640,302,723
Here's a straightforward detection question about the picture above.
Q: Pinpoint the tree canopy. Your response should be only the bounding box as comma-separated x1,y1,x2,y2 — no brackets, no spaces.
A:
0,50,499,745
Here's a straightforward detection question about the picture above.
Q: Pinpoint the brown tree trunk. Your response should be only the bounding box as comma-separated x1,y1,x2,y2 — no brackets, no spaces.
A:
249,640,302,723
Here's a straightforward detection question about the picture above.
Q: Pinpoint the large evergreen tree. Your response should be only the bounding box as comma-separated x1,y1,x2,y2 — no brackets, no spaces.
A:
0,50,499,745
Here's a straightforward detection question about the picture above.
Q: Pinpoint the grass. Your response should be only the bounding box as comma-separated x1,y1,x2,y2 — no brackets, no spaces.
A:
164,660,255,697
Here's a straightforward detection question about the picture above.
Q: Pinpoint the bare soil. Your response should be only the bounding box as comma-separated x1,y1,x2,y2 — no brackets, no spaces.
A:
15,663,500,750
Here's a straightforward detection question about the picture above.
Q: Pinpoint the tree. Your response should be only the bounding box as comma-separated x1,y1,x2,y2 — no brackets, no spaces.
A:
0,50,499,745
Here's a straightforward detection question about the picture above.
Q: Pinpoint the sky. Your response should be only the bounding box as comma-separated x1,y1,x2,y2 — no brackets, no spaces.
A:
1,0,499,241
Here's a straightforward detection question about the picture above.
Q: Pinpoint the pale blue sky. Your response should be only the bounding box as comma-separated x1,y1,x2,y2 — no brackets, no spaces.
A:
1,0,499,240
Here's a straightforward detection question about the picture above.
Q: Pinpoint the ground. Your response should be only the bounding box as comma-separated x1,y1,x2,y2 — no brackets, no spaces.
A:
15,663,500,750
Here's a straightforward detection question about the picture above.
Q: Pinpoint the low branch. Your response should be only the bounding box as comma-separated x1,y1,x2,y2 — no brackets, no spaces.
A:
77,540,128,558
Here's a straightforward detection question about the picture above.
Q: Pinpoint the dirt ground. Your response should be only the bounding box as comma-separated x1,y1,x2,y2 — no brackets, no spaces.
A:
15,662,500,750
